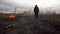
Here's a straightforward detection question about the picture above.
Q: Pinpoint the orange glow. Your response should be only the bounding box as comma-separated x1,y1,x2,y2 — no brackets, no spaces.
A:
9,15,16,19
6,25,12,28
5,23,10,28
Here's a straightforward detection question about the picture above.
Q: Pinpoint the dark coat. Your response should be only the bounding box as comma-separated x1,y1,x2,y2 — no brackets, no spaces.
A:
34,5,39,13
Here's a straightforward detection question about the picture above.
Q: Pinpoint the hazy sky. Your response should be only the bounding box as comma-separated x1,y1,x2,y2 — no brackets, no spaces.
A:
0,0,60,8
0,0,60,13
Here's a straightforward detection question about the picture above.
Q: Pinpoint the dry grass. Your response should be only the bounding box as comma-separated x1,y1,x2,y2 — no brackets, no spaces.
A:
0,14,60,34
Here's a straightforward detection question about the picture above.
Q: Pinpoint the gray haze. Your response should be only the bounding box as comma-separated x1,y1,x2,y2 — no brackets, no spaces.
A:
0,0,60,14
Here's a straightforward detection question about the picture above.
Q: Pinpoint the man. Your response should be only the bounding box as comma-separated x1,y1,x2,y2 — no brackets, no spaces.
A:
34,5,39,18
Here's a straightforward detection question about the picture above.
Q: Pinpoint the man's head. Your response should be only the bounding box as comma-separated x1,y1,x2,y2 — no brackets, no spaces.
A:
35,4,37,7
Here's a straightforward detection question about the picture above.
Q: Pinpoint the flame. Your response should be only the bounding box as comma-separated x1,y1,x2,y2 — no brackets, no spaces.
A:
9,15,16,19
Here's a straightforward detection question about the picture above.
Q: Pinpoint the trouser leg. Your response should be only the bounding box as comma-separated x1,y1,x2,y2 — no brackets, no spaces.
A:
35,13,38,18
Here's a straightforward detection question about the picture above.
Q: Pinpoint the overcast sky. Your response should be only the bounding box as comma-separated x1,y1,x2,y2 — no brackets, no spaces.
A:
0,0,60,13
0,0,60,8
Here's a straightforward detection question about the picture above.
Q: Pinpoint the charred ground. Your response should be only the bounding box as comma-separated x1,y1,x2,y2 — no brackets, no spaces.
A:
0,14,60,34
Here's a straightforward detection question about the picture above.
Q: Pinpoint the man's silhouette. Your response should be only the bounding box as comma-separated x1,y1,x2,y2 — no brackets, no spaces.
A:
34,5,39,18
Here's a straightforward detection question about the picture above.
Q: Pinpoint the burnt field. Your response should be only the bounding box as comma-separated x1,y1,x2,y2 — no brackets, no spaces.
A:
0,14,60,34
